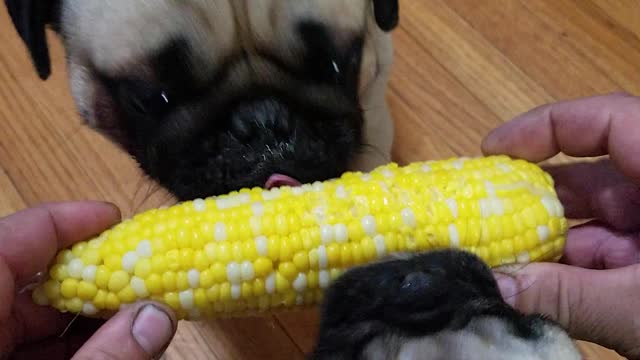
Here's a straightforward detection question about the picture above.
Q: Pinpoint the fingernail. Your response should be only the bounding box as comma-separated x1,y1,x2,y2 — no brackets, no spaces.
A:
494,273,518,307
132,305,174,356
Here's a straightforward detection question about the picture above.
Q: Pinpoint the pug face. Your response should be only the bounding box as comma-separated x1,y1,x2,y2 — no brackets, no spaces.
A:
6,0,398,200
310,250,582,360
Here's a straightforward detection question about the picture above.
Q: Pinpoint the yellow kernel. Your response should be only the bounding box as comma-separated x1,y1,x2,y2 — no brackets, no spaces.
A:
105,293,120,310
279,238,293,261
211,263,227,282
232,242,243,261
151,254,167,274
200,269,215,288
242,241,259,260
145,274,163,295
71,242,87,257
293,252,309,272
81,249,101,265
276,273,290,292
166,249,180,271
164,292,180,310
326,243,340,267
253,279,266,296
43,280,60,299
220,283,232,301
93,290,107,308
242,283,253,298
194,288,208,309
104,255,122,270
268,236,281,260
95,266,111,289
194,250,209,271
283,292,297,306
361,237,376,260
108,271,130,293
254,258,273,278
117,285,137,303
77,281,98,300
66,298,83,313
50,264,68,282
330,268,342,280
309,249,319,268
162,272,177,292
56,250,74,265
204,243,217,262
340,244,353,267
279,262,298,280
60,279,78,298
307,270,319,289
134,258,152,278
206,285,220,302
177,272,190,291
217,243,232,263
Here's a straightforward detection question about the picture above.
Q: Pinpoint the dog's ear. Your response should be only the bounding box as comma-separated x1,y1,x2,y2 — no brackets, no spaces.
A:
4,0,57,79
372,0,399,31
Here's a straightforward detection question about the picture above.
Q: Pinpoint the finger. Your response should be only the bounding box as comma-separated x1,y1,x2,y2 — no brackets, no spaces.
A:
0,201,121,285
72,302,177,360
481,92,640,183
544,159,640,231
561,220,640,269
494,263,640,359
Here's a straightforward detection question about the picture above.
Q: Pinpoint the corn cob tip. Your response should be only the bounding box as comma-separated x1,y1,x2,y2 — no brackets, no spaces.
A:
31,155,568,320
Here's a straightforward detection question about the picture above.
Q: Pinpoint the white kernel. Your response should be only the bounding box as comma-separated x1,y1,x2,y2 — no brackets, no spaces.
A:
334,224,348,243
446,199,459,219
541,196,555,216
296,295,304,305
251,202,264,216
265,273,276,294
255,236,268,256
204,243,216,260
537,225,550,242
490,198,505,216
317,245,328,269
179,289,195,309
216,198,231,209
319,270,331,289
82,265,97,282
362,215,377,236
82,303,98,316
314,206,326,221
68,259,84,279
448,224,460,247
422,164,432,172
401,208,416,228
226,262,241,284
479,199,490,218
131,276,149,297
231,284,241,300
293,273,308,292
250,217,262,235
193,199,206,212
373,235,386,257
362,174,372,181
485,181,496,197
497,163,512,172
214,222,227,241
241,261,255,281
188,269,200,288
452,159,465,170
136,240,153,258
292,187,305,196
382,169,394,178
312,181,324,192
555,201,564,217
335,185,347,198
321,225,334,243
238,194,251,204
122,252,138,273
517,252,531,263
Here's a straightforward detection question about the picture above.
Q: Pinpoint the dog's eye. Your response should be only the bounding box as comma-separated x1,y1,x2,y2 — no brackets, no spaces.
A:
118,80,172,118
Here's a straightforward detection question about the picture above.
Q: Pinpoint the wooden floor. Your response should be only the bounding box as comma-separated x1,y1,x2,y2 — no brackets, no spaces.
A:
1,1,638,359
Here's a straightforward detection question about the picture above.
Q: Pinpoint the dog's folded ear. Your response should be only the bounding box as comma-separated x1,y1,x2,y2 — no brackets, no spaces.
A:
4,0,57,80
372,0,399,31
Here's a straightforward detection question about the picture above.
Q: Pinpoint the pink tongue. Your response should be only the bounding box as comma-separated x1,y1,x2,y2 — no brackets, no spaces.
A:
265,174,302,189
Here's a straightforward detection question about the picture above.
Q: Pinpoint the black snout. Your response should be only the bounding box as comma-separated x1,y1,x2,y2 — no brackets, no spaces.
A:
230,98,295,141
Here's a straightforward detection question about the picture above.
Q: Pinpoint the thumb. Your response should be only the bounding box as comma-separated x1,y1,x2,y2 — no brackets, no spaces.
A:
71,302,177,360
494,263,640,359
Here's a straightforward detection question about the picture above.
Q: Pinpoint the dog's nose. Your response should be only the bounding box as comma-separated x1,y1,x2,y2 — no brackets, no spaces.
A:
230,98,294,141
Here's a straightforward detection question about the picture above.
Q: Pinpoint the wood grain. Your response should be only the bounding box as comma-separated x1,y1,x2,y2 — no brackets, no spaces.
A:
0,0,636,358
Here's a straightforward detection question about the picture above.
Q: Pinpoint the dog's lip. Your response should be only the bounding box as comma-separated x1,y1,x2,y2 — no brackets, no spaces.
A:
265,174,302,189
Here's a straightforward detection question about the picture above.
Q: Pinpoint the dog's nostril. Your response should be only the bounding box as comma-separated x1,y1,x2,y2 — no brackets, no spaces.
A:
231,98,294,141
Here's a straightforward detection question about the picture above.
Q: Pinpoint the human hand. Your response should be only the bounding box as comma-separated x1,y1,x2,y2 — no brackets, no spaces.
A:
482,92,640,359
0,202,178,359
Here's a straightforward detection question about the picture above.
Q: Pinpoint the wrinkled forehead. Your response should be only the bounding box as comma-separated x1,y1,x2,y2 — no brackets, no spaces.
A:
62,0,370,75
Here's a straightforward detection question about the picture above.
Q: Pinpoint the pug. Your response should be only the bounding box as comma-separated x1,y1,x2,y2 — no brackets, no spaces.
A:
5,0,398,200
309,249,582,360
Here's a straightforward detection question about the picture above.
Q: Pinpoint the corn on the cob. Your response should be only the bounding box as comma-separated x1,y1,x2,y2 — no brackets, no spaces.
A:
31,155,567,320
